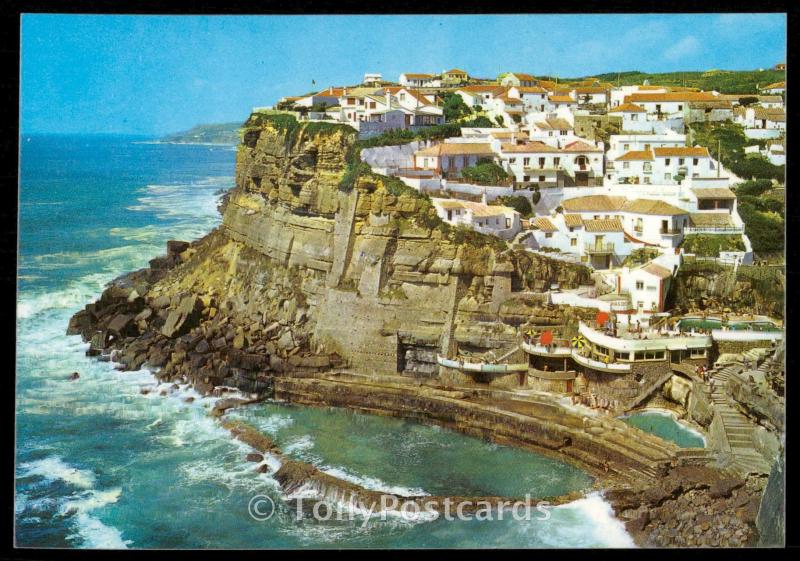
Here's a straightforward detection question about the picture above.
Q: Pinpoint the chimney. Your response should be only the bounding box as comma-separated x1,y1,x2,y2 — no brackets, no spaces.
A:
329,86,333,94
386,91,391,108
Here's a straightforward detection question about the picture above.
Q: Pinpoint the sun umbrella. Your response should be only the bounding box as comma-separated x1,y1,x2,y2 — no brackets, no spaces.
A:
540,331,554,345
571,335,587,349
596,311,610,326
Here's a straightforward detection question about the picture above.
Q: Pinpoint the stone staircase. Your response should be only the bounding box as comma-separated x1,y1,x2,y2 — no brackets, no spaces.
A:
708,363,773,478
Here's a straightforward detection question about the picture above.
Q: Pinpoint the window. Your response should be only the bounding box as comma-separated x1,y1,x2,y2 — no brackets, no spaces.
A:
678,104,683,111
594,215,600,220
664,172,671,181
523,157,530,166
509,157,517,164
644,143,650,150
545,232,553,238
623,162,630,169
570,238,577,246
693,158,699,165
635,217,643,232
623,143,630,150
554,157,560,166
523,175,530,182
679,158,685,165
665,158,671,165
636,281,644,290
539,175,545,182
643,162,652,172
690,349,707,358
631,114,638,121
644,176,651,184
539,157,546,168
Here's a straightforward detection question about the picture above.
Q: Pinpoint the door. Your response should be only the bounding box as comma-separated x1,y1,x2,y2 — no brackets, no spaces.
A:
671,350,682,364
566,380,573,393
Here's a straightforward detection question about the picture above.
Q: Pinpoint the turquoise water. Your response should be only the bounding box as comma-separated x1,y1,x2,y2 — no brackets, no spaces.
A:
623,412,706,449
678,318,780,332
16,134,633,548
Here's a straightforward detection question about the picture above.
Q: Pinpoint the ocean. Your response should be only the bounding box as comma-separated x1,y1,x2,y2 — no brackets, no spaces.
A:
15,134,634,549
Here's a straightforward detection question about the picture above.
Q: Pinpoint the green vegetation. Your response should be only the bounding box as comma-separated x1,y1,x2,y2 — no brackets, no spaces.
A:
496,195,533,218
689,121,784,182
681,234,746,257
623,247,662,267
442,92,472,122
160,122,243,145
461,158,513,186
732,179,785,255
579,69,785,95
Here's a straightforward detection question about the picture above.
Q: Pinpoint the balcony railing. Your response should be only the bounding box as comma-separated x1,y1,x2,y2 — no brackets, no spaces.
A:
684,226,744,235
584,242,615,254
571,350,631,372
520,339,572,357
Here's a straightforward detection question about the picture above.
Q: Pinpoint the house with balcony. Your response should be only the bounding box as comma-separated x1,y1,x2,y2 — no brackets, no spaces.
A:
560,194,689,249
338,90,444,137
495,138,603,188
294,86,346,108
491,93,526,125
499,72,537,88
528,213,630,270
431,198,521,239
624,91,718,117
606,146,717,186
399,73,442,88
609,85,669,108
527,115,575,147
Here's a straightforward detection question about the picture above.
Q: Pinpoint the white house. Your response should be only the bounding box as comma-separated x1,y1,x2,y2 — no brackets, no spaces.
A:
432,198,521,239
609,85,668,108
527,115,574,147
491,93,526,125
606,130,686,160
455,86,507,111
294,87,345,108
547,95,578,111
399,73,441,88
414,142,496,178
560,194,690,248
508,86,549,112
734,107,785,139
608,102,650,132
363,73,383,86
500,73,537,88
607,146,716,186
760,81,785,95
571,86,609,106
624,92,718,117
496,139,603,188
614,262,674,314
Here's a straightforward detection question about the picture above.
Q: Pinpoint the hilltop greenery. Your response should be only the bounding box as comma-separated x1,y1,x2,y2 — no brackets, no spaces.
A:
689,121,784,182
570,69,785,94
730,179,785,255
160,122,243,144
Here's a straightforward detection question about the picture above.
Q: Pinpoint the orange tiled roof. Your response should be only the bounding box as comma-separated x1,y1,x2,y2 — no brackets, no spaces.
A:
653,146,710,157
616,150,654,161
625,92,717,103
548,95,574,103
562,140,602,153
500,141,559,153
608,102,646,113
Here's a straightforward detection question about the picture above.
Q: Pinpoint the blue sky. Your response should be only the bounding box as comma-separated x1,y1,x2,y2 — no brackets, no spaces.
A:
21,13,786,135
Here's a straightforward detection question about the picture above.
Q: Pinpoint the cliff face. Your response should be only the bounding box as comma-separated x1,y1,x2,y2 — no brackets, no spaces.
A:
668,261,784,319
70,114,592,389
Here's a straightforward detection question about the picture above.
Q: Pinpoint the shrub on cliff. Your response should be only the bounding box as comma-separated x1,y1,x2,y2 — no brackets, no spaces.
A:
496,195,532,217
442,92,472,122
681,234,746,257
461,159,513,186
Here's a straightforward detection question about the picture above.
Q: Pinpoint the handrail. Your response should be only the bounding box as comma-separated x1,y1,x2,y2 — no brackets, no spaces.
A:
436,355,528,373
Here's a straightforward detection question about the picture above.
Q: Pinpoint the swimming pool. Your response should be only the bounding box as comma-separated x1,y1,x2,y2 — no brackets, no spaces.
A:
677,318,781,332
622,411,706,449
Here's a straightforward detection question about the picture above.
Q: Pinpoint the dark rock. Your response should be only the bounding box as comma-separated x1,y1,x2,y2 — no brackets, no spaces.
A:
68,372,80,381
211,336,227,351
167,240,190,256
245,453,264,463
709,478,744,499
195,339,210,354
183,396,195,403
256,464,269,473
161,295,203,338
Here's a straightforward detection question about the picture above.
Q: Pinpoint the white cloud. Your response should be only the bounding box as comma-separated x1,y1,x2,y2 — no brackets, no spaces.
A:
663,36,701,62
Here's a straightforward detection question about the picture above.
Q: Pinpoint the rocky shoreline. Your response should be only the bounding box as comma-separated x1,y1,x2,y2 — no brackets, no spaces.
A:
65,114,780,547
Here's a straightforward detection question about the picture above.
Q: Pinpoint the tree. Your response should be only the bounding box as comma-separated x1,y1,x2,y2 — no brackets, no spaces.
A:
495,115,505,126
739,96,759,107
460,159,513,186
442,92,471,122
496,195,533,217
